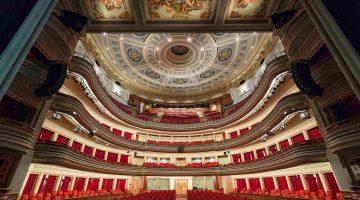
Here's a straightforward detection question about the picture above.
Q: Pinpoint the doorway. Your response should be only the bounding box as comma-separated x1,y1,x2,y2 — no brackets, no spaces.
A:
175,179,188,196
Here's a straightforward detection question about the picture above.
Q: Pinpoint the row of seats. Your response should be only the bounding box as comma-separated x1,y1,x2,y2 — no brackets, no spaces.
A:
160,115,201,124
22,189,129,200
147,139,215,145
186,162,220,168
188,190,250,200
118,190,175,200
143,162,176,168
236,188,343,200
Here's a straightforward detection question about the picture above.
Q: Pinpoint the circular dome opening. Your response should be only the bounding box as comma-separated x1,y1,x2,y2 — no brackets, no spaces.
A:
170,45,190,56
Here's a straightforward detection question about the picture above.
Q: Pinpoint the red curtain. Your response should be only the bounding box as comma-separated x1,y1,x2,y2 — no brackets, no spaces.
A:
290,175,304,191
102,123,110,130
44,175,57,193
232,154,241,163
256,149,266,159
291,133,305,144
325,172,340,193
279,140,290,150
22,174,38,194
263,177,275,190
124,132,132,139
116,179,126,191
73,177,85,191
71,141,82,151
249,178,261,190
60,177,71,192
38,129,53,141
120,154,129,163
244,152,254,161
239,128,249,136
277,177,288,190
102,179,113,192
95,149,105,160
112,128,122,136
83,146,93,155
87,178,99,191
107,152,118,162
307,127,322,139
56,135,69,145
268,145,277,155
236,179,247,191
305,174,318,192
229,131,238,138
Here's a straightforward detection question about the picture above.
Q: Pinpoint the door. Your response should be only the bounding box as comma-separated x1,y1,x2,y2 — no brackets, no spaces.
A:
175,179,188,195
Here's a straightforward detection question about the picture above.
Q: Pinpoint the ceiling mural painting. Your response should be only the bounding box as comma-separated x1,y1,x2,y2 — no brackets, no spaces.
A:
91,31,267,101
88,0,133,20
227,0,267,19
145,0,216,20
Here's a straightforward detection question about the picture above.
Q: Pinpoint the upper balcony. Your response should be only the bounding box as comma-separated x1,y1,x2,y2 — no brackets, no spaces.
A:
68,51,289,132
33,139,326,176
51,92,309,153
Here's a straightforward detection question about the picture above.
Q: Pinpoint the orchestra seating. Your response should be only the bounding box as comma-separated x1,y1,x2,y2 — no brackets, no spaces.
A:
186,162,220,168
118,190,176,200
21,189,129,200
160,113,201,124
188,190,250,200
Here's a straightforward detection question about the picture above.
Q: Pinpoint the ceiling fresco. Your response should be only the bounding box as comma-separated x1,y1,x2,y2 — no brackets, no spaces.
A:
91,32,268,101
81,0,272,32
145,0,216,20
227,0,267,19
87,0,133,20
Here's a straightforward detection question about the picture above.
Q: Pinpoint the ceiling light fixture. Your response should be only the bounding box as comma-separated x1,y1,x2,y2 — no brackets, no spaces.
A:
103,32,107,36
156,47,159,51
236,37,240,41
200,47,204,51
187,37,192,42
167,38,172,42
120,37,123,40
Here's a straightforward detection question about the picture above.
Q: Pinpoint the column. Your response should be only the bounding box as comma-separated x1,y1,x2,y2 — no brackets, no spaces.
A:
300,174,309,190
254,150,258,160
318,172,330,192
117,154,121,163
112,179,117,190
260,178,265,190
0,0,59,99
104,151,108,161
273,177,279,190
92,148,96,157
69,138,74,147
52,132,59,141
83,177,89,191
275,143,280,151
300,0,360,99
302,130,310,140
69,177,76,191
34,173,45,194
98,178,103,191
80,144,85,152
265,147,270,156
245,178,250,190
19,171,31,195
54,176,62,192
285,176,292,191
288,138,293,146
240,153,244,162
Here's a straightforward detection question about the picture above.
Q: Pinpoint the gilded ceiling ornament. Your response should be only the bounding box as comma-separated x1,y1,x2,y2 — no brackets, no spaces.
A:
127,48,142,62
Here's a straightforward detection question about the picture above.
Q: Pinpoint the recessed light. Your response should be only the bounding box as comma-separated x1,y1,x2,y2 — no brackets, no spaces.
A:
213,44,216,47
106,47,109,50
120,37,123,40
156,47,159,51
200,47,204,51
167,38,172,42
103,32,107,36
236,37,240,41
187,37,192,42
253,32,256,35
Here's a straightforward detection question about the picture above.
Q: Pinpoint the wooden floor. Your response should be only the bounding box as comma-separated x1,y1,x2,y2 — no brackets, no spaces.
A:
176,194,187,200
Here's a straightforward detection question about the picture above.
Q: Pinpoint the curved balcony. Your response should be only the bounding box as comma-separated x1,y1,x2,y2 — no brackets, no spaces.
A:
0,117,36,153
33,140,326,176
69,53,289,131
325,117,360,153
51,92,309,152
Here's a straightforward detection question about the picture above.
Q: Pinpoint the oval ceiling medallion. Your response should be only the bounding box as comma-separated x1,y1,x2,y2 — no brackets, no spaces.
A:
200,69,216,79
127,48,142,62
218,47,233,61
145,69,161,79
170,45,190,56
173,78,189,84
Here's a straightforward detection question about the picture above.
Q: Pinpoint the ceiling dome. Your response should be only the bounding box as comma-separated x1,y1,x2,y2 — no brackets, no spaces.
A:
94,32,266,103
